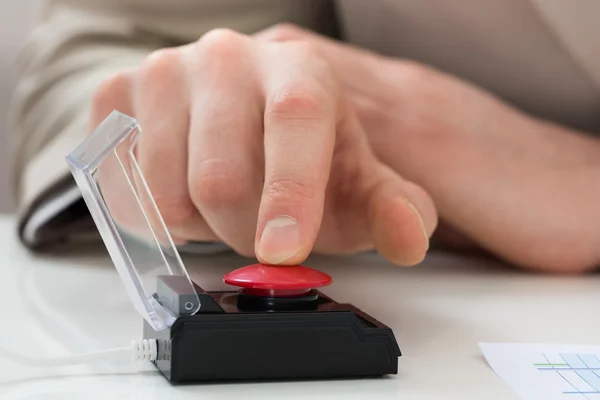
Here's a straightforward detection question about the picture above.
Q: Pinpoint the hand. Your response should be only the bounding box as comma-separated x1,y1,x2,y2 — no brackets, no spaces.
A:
258,24,600,272
89,29,438,266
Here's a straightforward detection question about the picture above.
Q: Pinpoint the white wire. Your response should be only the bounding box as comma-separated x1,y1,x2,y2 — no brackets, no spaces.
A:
0,339,158,367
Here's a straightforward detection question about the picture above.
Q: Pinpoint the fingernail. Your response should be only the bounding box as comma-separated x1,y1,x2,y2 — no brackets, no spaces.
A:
258,215,300,264
404,199,430,251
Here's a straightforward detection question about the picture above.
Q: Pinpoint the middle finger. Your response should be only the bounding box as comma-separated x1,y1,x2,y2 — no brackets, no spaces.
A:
186,32,264,257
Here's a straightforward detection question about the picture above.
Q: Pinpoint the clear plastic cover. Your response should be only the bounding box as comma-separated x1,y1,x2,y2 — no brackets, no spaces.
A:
66,110,200,331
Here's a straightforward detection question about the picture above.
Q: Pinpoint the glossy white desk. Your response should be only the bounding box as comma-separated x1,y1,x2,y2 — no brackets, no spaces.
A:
0,215,598,399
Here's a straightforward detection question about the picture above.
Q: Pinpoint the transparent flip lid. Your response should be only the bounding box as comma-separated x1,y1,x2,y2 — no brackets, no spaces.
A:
66,110,200,331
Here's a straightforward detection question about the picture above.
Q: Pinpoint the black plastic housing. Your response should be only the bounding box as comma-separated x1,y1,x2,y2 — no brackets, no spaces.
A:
143,277,401,383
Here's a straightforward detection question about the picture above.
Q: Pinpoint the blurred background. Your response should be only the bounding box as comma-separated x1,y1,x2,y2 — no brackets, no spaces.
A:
0,1,43,212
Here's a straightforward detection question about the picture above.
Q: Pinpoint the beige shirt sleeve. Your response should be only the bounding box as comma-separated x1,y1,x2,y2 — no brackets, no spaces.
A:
10,0,337,248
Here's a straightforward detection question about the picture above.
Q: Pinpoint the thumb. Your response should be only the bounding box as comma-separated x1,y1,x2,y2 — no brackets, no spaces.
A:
367,165,438,265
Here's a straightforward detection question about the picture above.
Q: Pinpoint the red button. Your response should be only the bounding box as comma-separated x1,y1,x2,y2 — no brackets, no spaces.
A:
223,264,332,297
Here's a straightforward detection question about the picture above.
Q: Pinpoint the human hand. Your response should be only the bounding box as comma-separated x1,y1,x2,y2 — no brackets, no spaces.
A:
89,29,438,267
258,24,600,272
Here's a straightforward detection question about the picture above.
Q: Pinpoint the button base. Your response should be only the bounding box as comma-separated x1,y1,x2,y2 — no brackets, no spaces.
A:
237,289,320,311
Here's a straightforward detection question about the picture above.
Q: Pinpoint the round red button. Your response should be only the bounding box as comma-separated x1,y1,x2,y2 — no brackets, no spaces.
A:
223,264,332,297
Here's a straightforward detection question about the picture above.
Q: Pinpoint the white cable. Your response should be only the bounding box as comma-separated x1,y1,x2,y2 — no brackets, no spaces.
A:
0,339,158,367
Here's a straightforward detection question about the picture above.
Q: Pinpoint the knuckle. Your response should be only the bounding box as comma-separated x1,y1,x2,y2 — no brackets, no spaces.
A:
189,159,248,211
91,71,132,123
139,48,181,86
263,178,319,205
267,83,330,121
265,23,304,41
196,28,245,59
92,71,130,109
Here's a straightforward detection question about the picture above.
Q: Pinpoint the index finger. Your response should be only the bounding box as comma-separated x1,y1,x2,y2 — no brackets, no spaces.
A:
254,43,340,265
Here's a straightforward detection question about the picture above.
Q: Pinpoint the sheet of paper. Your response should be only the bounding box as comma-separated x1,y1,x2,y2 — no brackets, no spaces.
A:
480,343,600,400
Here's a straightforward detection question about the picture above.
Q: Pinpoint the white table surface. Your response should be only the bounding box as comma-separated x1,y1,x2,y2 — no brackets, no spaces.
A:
0,215,599,399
